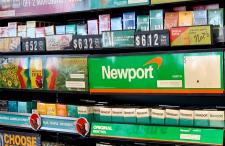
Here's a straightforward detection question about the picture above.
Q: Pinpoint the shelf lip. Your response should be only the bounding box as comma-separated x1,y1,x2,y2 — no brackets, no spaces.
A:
0,112,79,134
90,122,224,145
0,88,89,94
0,46,224,56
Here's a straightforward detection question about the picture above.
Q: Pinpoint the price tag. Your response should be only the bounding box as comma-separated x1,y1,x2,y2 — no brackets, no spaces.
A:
22,38,46,52
72,35,102,50
135,30,170,48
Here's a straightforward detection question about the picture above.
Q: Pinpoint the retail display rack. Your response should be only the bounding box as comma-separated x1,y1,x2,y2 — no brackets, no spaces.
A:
0,0,225,145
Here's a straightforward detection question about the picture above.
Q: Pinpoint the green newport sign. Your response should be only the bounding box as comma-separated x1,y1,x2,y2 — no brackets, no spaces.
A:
89,51,224,94
91,122,224,145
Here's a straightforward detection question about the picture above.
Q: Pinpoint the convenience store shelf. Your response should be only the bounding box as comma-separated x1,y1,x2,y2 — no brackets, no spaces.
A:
91,122,224,146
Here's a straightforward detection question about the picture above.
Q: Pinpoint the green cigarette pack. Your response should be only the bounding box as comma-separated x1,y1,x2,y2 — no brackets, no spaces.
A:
78,106,93,121
151,108,165,125
194,110,209,127
112,108,124,123
100,107,112,122
179,109,194,126
137,15,149,31
209,110,225,128
93,106,101,121
67,105,78,118
136,108,151,124
150,9,164,30
165,109,180,125
123,108,136,124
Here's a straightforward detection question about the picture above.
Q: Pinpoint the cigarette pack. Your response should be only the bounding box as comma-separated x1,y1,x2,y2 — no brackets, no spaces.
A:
137,15,149,31
88,19,99,35
99,14,111,34
123,12,136,30
178,11,193,26
164,12,179,30
150,10,164,30
111,17,122,31
193,10,207,26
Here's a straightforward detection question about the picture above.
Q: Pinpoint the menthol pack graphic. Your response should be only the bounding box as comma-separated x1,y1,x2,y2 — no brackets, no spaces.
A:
179,109,194,126
151,108,165,125
150,9,163,30
123,108,137,123
100,107,112,122
209,110,225,128
194,110,209,127
78,106,93,121
93,106,101,121
111,108,124,123
136,108,151,124
165,109,180,125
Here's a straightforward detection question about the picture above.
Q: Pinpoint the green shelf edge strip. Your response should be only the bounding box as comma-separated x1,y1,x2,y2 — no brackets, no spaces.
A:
91,122,224,145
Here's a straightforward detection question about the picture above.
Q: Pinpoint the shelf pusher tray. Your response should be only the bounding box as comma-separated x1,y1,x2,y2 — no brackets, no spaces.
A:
0,111,89,136
91,122,224,146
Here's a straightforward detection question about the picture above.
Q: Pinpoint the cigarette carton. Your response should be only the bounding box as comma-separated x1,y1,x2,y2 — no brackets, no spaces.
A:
57,104,68,117
178,11,193,26
194,110,209,127
137,15,149,31
179,109,194,126
151,108,165,125
66,24,76,35
165,109,180,125
37,102,47,115
46,104,57,116
111,108,124,123
209,110,225,128
100,107,112,122
78,106,93,121
111,17,122,31
18,101,32,113
123,108,136,124
150,10,164,30
136,108,151,124
67,105,78,118
56,25,66,35
123,12,136,30
8,101,18,112
18,31,26,38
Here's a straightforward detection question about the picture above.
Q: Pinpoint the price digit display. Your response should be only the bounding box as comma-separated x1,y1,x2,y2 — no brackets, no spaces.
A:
22,38,46,52
72,35,102,50
135,30,169,48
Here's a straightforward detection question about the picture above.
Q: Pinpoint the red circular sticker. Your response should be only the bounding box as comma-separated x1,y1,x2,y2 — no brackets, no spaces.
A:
75,118,90,137
29,113,42,131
